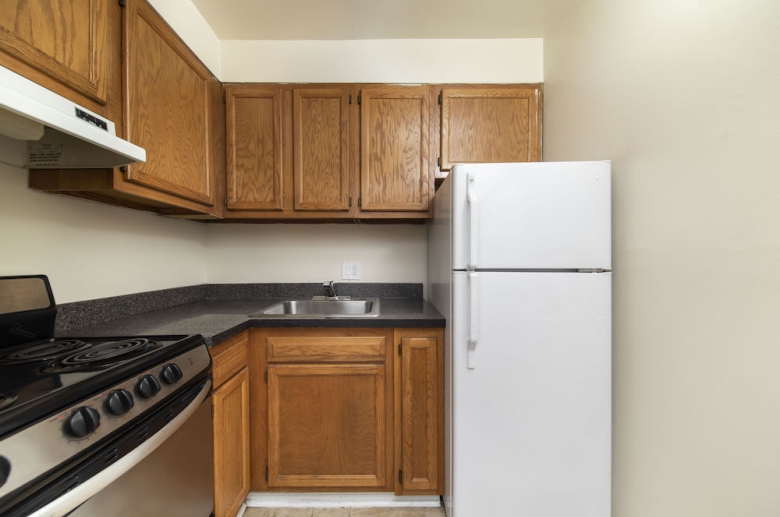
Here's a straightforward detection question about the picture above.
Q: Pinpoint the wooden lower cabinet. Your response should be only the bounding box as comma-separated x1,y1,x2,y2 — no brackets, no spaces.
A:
249,327,443,495
211,332,251,517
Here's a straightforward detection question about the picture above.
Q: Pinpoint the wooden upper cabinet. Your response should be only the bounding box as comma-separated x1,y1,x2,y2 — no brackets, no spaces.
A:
226,85,283,211
123,0,214,206
440,85,542,170
360,86,430,212
0,0,109,104
293,88,350,211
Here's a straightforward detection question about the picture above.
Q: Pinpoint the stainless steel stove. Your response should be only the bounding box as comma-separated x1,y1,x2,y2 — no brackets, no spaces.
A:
0,276,213,517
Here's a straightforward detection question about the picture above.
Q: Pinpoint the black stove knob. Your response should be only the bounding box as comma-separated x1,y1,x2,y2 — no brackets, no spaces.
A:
66,406,101,439
136,375,161,399
0,456,10,489
104,389,134,416
161,363,183,385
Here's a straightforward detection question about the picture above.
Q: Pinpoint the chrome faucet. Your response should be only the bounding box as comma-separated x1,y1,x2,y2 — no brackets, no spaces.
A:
323,280,336,298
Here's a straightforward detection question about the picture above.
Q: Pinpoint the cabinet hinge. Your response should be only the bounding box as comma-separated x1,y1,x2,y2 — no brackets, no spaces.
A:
223,196,227,207
349,197,353,207
398,470,403,485
398,343,402,356
349,93,352,104
437,157,441,169
438,92,442,105
358,197,362,207
264,370,268,382
118,0,125,6
357,94,361,105
119,165,128,174
265,466,269,481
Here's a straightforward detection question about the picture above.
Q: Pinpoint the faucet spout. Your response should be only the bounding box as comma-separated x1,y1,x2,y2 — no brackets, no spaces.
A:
323,280,336,298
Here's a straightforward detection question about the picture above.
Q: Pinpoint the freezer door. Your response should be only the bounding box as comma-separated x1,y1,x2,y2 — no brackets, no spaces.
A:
450,271,611,517
451,161,611,270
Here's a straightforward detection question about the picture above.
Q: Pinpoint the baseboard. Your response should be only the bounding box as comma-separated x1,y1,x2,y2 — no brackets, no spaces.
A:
235,502,248,517
245,492,441,508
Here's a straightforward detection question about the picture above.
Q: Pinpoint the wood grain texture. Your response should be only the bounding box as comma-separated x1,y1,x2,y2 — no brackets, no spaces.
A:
440,85,542,171
360,86,430,212
249,329,270,492
394,328,444,495
213,366,251,517
211,331,249,389
268,335,386,363
226,85,283,210
294,88,350,211
123,0,213,206
268,364,386,488
0,0,108,103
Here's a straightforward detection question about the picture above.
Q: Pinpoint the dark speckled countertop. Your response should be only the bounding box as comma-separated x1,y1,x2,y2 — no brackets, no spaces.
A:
57,290,445,347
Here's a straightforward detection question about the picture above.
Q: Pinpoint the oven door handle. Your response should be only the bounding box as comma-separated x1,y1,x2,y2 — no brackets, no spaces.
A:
28,379,211,517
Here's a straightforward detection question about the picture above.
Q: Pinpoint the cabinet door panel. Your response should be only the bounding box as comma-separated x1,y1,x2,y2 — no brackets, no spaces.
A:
124,0,213,205
399,336,439,492
226,86,283,211
268,364,386,488
360,86,429,212
0,0,109,104
213,367,250,517
441,86,542,170
294,88,350,211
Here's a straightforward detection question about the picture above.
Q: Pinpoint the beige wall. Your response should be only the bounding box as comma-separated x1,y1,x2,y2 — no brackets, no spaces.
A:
0,161,207,304
220,38,543,83
544,1,780,515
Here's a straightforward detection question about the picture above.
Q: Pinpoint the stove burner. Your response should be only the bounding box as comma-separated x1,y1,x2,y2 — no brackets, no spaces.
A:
0,393,17,412
0,340,90,364
45,339,162,372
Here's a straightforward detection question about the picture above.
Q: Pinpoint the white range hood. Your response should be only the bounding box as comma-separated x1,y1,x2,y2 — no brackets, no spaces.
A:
0,65,146,169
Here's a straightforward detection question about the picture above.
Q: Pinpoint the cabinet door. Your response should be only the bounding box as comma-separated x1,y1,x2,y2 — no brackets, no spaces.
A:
268,364,386,488
213,367,251,517
293,88,350,211
441,86,542,170
123,0,214,206
395,329,443,494
226,85,283,211
0,0,109,104
360,86,430,212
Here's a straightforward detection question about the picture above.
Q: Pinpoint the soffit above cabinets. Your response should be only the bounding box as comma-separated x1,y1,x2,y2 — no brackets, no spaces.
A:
189,0,577,40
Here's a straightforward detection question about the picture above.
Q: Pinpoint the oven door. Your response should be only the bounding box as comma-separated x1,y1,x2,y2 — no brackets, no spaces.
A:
17,378,213,517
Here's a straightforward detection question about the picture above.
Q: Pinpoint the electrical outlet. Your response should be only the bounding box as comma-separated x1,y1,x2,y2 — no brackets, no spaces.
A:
342,261,361,280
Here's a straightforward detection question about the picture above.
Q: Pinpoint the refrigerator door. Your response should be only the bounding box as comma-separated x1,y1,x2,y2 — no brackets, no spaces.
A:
451,161,611,270
450,271,611,517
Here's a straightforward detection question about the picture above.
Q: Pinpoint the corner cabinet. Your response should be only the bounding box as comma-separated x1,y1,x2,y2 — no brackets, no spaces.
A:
211,332,251,517
438,85,543,173
223,84,433,222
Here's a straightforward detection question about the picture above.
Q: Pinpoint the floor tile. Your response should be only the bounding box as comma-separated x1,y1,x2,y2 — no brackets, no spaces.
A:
244,509,275,517
273,509,314,517
350,509,388,517
387,509,427,517
312,509,350,517
425,508,446,517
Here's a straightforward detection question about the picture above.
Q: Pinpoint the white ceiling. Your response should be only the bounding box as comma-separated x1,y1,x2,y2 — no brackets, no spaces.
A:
190,0,576,40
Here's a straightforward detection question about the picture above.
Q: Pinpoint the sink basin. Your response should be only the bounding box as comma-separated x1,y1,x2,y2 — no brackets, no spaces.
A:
255,298,380,318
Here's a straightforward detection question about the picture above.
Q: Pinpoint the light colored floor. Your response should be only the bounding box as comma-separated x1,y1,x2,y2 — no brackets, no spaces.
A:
243,507,446,517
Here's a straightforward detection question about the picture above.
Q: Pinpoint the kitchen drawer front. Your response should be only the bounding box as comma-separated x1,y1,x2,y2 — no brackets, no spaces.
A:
211,331,249,389
267,332,387,363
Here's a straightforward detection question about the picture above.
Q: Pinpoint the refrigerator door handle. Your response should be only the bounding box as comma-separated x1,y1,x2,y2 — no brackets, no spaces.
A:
468,271,478,369
467,173,478,269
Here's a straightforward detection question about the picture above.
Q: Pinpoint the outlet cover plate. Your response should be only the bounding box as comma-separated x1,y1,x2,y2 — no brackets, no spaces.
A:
342,261,361,280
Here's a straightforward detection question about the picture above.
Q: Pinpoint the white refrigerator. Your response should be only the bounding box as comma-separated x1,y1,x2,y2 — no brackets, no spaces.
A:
428,161,612,517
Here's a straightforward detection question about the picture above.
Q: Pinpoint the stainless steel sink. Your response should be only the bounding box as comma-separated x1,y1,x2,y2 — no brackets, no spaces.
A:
254,298,380,318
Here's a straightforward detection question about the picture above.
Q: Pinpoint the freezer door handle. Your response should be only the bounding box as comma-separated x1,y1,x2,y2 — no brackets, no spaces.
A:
467,173,478,269
468,271,478,369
